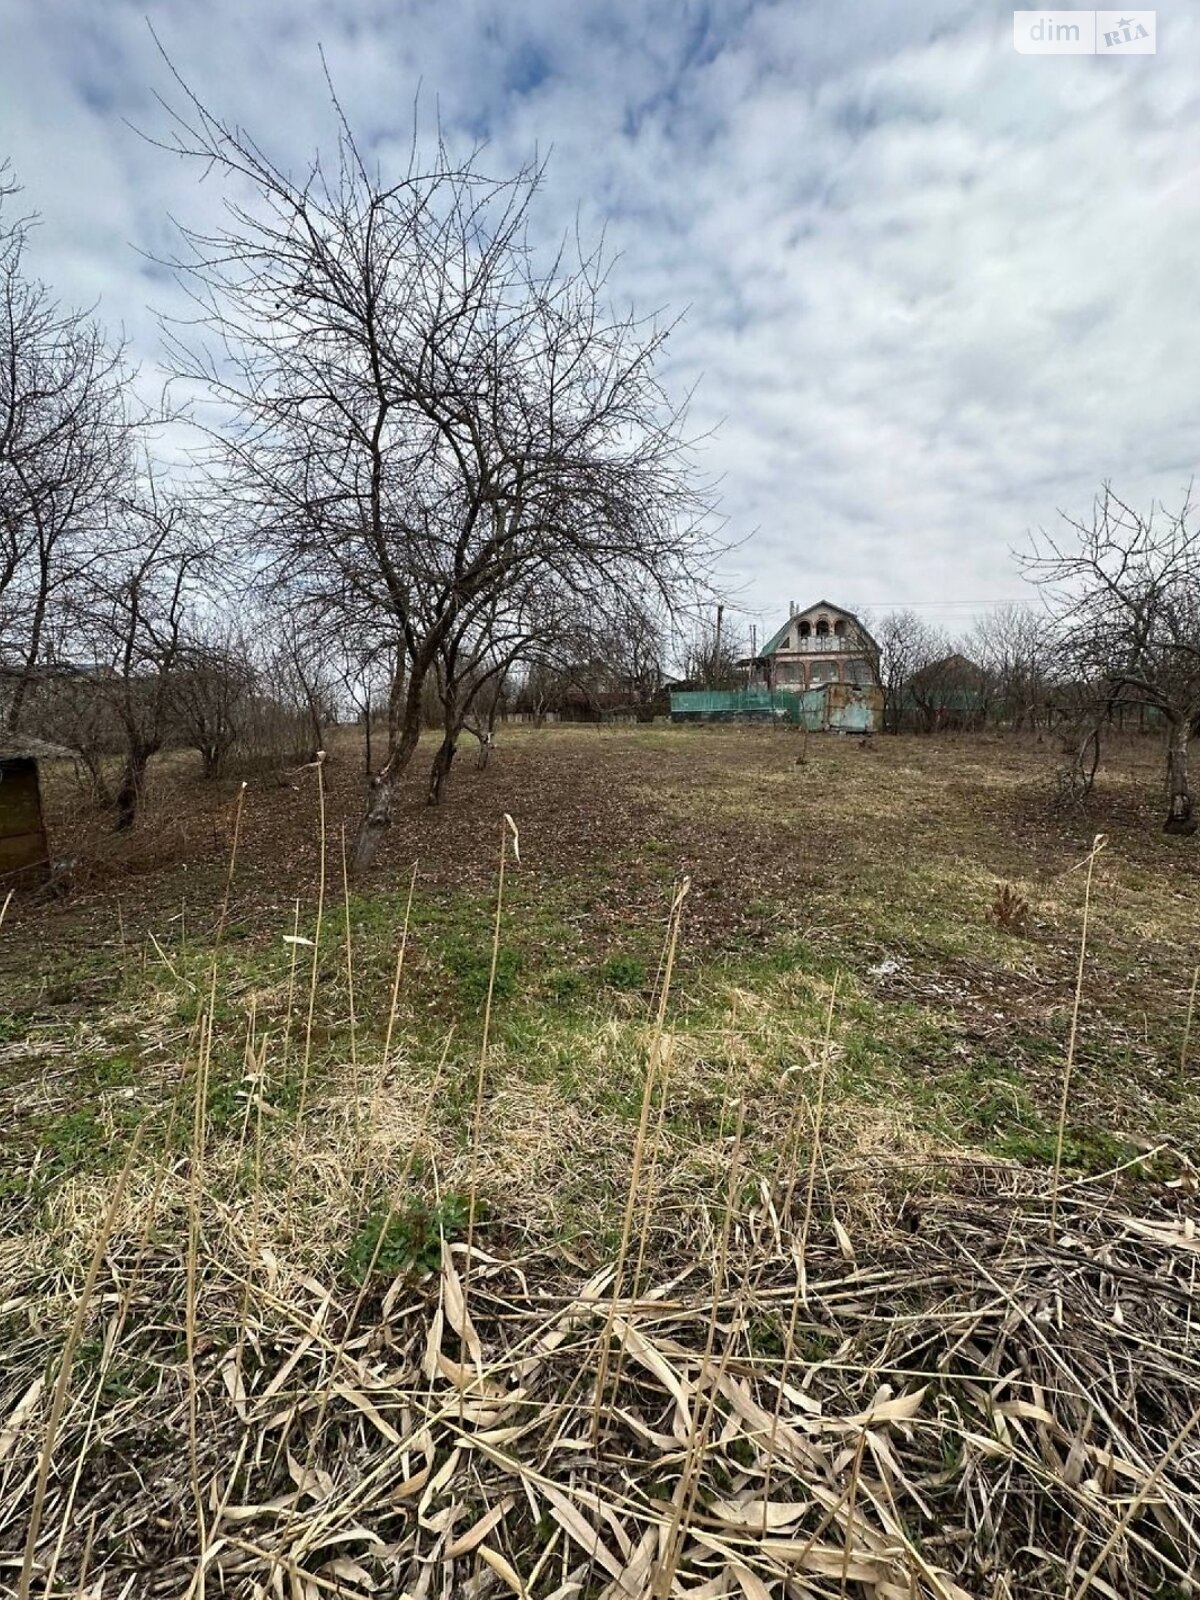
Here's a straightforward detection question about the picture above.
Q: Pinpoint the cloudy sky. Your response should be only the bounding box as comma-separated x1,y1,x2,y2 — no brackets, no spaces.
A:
1,0,1197,641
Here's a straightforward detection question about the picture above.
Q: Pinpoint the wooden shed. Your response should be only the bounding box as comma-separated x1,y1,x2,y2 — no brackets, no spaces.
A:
0,736,73,886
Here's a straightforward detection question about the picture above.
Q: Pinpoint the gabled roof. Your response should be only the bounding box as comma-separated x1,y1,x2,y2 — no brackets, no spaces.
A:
908,652,990,690
760,618,792,656
759,601,879,659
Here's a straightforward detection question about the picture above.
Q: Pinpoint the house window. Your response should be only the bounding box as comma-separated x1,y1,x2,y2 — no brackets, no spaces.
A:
798,620,811,638
834,619,847,638
844,657,873,686
815,618,829,637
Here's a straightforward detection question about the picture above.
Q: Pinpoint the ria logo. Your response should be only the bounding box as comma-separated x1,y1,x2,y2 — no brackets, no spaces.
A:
1013,11,1156,54
1099,13,1153,49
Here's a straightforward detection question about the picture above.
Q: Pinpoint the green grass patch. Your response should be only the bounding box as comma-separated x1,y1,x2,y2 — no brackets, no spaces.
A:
346,1192,471,1284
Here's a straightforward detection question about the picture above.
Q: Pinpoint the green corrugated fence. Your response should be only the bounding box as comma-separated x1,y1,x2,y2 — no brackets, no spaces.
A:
669,688,801,723
670,684,880,732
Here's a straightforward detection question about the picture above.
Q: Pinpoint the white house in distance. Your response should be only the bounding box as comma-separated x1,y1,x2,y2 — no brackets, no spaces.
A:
745,600,878,693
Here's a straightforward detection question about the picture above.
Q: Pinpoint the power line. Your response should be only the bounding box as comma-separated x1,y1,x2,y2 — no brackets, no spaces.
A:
746,596,1043,628
853,598,1036,609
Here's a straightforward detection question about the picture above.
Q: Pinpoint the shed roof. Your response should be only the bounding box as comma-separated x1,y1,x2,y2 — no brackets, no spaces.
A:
0,735,76,762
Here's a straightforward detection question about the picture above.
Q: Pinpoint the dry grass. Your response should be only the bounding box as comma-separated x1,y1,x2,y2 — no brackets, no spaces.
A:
3,1122,1198,1598
3,727,1200,1596
987,883,1030,934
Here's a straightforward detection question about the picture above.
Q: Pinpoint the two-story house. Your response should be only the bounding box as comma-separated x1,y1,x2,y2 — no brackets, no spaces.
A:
747,600,878,692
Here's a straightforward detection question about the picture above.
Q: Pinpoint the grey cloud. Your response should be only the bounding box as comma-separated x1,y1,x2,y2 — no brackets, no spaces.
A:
0,0,1197,634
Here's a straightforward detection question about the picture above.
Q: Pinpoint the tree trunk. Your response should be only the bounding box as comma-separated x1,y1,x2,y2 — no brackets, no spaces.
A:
475,695,502,770
114,745,153,831
199,740,227,780
387,653,406,746
350,663,427,874
1164,719,1197,835
304,692,324,762
5,668,32,735
428,683,460,805
427,730,458,804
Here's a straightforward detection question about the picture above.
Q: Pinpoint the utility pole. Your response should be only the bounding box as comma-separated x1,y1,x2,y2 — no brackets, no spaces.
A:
714,604,723,684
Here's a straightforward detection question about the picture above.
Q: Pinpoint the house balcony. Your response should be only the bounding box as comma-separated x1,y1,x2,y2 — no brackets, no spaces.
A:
791,636,857,653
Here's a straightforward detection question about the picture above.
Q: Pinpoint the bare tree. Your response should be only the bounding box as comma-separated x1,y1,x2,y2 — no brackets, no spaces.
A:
334,636,393,775
226,638,314,775
169,621,256,779
1025,486,1200,834
513,659,561,726
1050,676,1106,810
870,610,946,734
907,648,988,734
428,620,507,803
153,79,719,871
968,603,1049,732
680,611,743,688
0,164,26,636
72,481,212,829
426,581,585,802
261,607,340,762
607,598,666,721
0,175,135,732
30,657,121,804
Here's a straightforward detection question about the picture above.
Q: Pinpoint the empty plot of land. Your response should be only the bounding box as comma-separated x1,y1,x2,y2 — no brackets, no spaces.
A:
5,725,1197,1164
1,727,1198,1598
